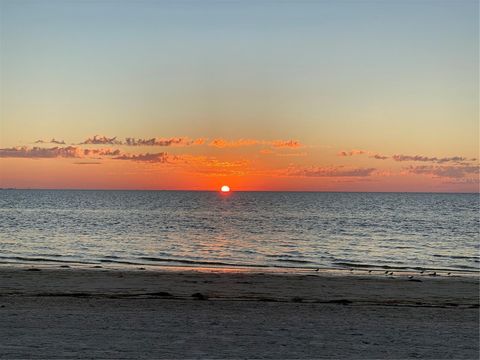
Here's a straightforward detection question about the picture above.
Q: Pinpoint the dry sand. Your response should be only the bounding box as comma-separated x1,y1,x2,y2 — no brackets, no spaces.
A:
0,265,478,359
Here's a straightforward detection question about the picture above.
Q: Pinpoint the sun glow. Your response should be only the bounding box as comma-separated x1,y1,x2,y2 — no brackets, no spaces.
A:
221,185,230,193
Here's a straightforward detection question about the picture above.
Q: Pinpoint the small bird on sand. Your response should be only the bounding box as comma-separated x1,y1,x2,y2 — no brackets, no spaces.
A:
384,271,389,274
408,275,413,279
447,272,451,276
314,268,319,272
429,272,437,276
420,270,424,274
368,270,372,273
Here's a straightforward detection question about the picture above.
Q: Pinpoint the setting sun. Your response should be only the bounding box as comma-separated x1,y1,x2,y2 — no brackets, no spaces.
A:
221,185,230,193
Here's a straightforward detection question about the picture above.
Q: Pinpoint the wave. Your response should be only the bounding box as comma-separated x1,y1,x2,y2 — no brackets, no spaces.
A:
138,256,269,267
432,254,480,261
274,259,313,264
0,255,94,264
0,254,478,274
333,261,480,273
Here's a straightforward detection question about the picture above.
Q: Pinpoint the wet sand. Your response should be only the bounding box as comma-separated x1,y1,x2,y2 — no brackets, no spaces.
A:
0,265,478,359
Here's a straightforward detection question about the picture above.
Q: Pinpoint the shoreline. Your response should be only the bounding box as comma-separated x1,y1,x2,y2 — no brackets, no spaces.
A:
1,264,478,306
0,259,478,278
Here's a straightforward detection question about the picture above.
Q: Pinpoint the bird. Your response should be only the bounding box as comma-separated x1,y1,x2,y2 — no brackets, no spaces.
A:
420,270,425,274
429,272,437,276
447,272,451,276
368,270,372,274
408,275,413,279
314,268,319,272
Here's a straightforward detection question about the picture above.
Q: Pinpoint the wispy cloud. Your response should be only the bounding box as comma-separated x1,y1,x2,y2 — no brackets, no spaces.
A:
393,154,468,164
338,150,471,164
178,155,250,176
0,146,121,159
370,154,389,160
271,140,302,148
0,146,82,158
208,138,260,148
338,149,366,157
208,138,302,149
124,137,205,146
338,149,391,160
80,135,121,145
405,164,479,178
113,152,170,163
34,138,66,145
73,161,102,165
82,148,121,157
286,166,377,177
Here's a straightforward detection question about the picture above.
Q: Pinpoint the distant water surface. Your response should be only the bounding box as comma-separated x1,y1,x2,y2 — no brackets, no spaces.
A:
0,190,478,272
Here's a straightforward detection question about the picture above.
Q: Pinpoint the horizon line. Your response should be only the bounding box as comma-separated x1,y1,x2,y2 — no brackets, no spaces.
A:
1,188,478,194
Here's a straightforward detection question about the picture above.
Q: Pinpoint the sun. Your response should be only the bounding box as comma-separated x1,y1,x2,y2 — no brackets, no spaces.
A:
220,185,230,193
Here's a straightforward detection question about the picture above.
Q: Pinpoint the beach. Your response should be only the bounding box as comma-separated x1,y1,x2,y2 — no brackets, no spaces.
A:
0,265,478,359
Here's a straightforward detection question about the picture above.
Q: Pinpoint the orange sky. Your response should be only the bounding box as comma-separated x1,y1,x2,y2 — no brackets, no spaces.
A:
0,1,478,192
0,136,478,192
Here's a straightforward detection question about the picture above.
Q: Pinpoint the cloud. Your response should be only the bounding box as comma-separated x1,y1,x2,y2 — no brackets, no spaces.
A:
271,140,302,148
79,136,205,146
338,149,390,160
34,138,66,145
338,151,471,163
338,149,366,157
0,146,121,159
113,152,170,163
393,154,468,164
74,162,102,165
442,178,480,185
0,146,82,158
208,138,260,148
81,135,121,145
370,154,389,160
286,166,377,177
405,164,479,178
208,138,303,149
124,137,205,146
177,155,250,176
82,148,121,156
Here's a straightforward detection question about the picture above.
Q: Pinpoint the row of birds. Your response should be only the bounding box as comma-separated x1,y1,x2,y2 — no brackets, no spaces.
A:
313,268,451,278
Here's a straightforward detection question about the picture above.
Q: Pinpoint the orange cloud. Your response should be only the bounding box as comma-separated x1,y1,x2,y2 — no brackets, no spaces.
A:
337,149,366,157
405,164,479,178
370,154,389,160
113,152,170,163
83,148,121,157
124,137,205,146
286,166,377,177
209,138,302,149
271,140,302,148
208,138,259,148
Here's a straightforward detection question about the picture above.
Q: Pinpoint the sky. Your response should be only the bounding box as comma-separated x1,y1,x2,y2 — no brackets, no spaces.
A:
0,0,478,191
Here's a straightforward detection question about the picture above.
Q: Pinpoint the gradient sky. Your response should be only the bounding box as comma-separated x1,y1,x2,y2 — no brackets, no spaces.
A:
0,0,478,191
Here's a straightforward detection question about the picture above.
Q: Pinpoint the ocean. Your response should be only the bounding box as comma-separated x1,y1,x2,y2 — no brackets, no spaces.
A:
0,190,478,273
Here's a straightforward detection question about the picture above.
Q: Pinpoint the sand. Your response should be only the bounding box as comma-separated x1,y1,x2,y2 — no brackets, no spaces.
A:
0,265,478,359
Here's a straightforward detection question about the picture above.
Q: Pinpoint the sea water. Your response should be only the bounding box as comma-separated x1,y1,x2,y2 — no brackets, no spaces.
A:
0,190,478,272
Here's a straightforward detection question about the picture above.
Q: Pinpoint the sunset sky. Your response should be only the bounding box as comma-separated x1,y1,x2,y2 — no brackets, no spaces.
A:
0,0,478,192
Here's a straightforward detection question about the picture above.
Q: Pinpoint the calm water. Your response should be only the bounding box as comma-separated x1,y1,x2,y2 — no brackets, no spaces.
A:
0,190,478,272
